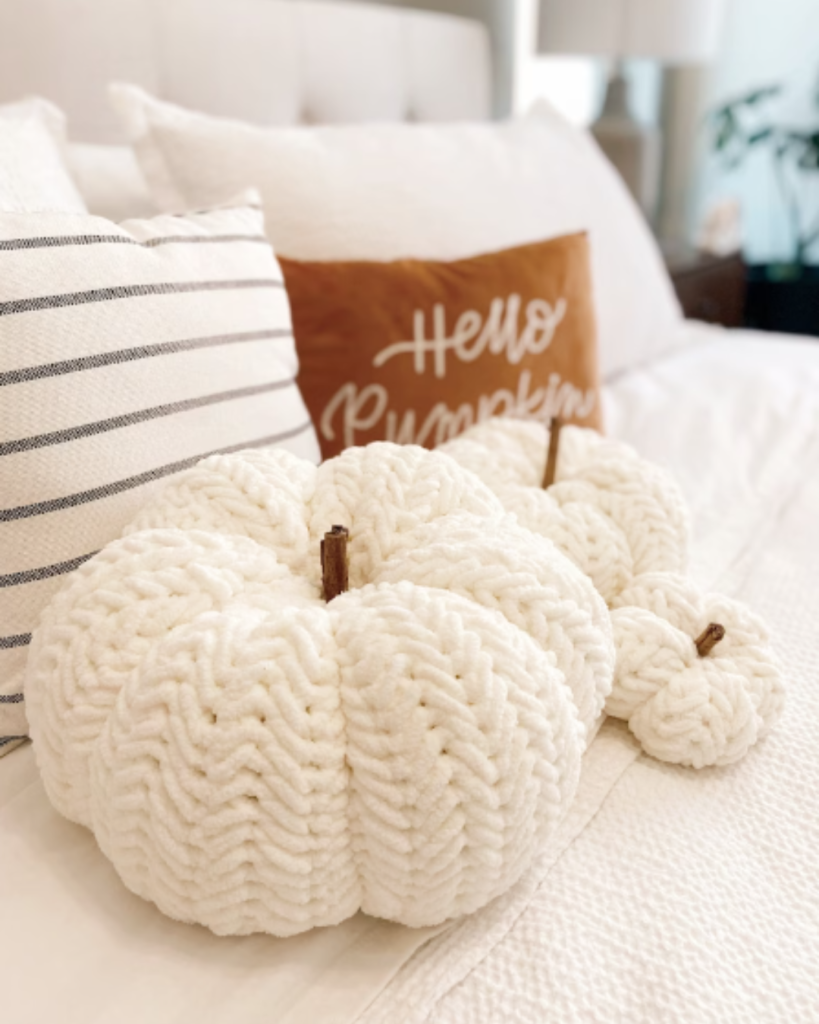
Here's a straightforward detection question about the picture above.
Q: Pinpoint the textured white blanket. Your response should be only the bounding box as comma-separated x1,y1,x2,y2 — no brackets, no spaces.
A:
360,327,819,1023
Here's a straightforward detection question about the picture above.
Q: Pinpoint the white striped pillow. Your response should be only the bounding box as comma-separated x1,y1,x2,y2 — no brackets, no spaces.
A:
0,196,320,755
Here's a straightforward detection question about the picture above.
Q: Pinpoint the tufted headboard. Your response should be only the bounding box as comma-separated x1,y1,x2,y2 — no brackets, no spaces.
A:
0,0,492,142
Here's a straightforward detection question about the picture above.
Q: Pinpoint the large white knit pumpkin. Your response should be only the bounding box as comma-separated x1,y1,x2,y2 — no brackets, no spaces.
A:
609,572,784,767
25,443,614,937
440,418,690,605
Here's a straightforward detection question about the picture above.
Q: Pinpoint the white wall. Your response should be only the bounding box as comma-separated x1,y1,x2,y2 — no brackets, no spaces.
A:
698,0,819,263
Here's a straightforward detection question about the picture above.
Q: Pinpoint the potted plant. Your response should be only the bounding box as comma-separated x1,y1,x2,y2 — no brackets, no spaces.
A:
708,81,819,336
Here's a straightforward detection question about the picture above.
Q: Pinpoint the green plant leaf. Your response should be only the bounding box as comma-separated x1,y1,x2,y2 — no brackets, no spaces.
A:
747,127,774,146
713,109,738,152
743,85,782,106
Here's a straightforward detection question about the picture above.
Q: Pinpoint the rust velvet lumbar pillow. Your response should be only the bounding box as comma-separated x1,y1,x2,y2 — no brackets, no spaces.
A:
280,232,602,459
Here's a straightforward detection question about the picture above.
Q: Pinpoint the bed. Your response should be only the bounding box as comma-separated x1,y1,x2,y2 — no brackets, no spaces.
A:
1,3,818,1022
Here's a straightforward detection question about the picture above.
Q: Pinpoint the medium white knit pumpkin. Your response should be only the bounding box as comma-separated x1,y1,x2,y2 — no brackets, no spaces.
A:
608,572,784,767
439,418,690,604
26,443,614,936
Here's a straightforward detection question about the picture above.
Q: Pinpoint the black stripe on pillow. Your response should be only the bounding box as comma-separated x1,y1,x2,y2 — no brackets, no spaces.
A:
0,633,32,649
0,551,97,588
0,329,293,387
0,233,268,251
0,736,26,748
0,420,314,522
0,279,283,317
0,693,24,703
0,379,296,455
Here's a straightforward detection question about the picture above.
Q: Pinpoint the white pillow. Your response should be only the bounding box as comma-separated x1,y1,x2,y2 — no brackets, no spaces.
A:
0,195,319,756
0,98,86,213
111,83,682,378
66,143,158,222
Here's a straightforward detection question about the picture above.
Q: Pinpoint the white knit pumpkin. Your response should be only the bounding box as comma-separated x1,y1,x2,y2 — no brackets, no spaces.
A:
608,572,784,767
439,418,690,605
124,442,613,736
26,443,614,937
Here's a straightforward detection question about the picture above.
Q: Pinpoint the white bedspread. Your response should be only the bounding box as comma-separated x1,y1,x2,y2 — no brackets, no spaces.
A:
3,324,818,1023
360,325,819,1023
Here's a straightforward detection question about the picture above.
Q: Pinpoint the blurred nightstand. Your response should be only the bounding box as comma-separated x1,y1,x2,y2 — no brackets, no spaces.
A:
661,243,746,328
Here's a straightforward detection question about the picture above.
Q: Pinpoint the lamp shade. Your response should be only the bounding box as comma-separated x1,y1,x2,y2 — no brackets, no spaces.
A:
538,0,726,63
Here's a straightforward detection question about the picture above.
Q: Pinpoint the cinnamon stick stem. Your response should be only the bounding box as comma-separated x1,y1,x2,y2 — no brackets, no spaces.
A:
694,623,725,657
321,526,349,602
542,417,562,489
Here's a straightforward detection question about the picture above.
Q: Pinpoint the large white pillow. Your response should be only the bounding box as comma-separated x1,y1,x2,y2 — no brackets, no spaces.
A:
111,84,682,378
0,195,319,756
66,143,158,222
0,98,86,213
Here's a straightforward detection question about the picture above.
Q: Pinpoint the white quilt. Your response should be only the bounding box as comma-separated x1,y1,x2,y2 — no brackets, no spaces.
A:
2,324,818,1023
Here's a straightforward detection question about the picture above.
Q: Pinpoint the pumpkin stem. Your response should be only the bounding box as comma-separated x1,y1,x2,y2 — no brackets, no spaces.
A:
321,526,349,602
542,417,562,489
694,623,726,657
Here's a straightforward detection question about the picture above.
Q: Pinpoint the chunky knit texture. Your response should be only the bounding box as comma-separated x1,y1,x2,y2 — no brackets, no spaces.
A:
439,418,690,604
26,442,613,936
126,443,503,586
440,418,783,769
609,572,784,768
375,515,613,735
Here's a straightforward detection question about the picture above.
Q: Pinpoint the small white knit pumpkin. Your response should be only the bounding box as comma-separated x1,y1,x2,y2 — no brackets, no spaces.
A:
608,572,784,767
26,443,614,936
440,418,690,605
